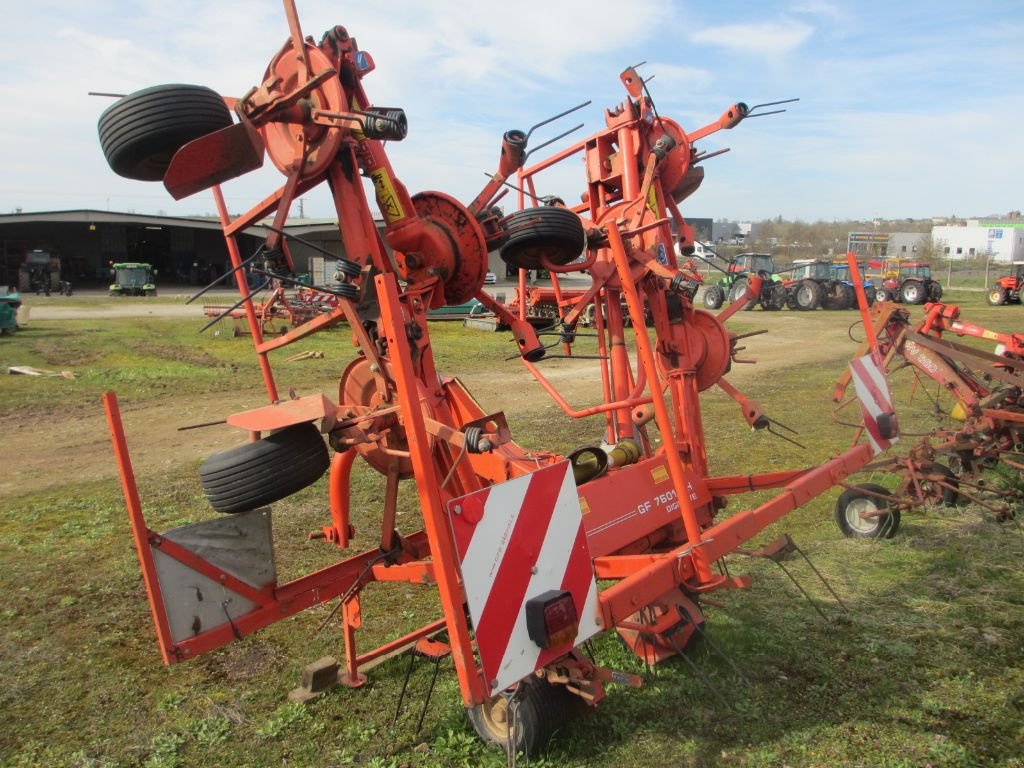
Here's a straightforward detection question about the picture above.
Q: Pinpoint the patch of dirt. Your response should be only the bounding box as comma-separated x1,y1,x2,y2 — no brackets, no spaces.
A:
1,307,853,499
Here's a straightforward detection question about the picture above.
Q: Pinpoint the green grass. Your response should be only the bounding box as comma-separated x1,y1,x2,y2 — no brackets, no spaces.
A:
1,295,1023,767
0,314,526,417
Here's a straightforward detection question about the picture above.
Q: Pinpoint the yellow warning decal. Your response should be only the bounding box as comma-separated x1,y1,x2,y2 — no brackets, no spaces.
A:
982,330,998,340
646,184,659,216
579,497,591,516
370,168,404,223
651,465,669,484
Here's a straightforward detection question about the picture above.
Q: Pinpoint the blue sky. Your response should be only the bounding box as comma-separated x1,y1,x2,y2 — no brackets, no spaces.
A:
2,1,1021,223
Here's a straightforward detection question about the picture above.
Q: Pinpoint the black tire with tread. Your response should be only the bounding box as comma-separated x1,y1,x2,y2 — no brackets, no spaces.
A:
794,279,823,311
900,280,926,304
467,677,575,757
200,423,329,514
822,281,853,310
500,207,586,270
98,84,233,181
729,276,757,310
928,282,943,301
987,288,1007,306
921,463,961,506
761,282,787,310
835,483,900,538
702,284,725,310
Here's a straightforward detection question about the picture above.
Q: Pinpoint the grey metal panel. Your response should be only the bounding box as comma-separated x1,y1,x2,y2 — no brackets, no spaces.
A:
152,508,276,644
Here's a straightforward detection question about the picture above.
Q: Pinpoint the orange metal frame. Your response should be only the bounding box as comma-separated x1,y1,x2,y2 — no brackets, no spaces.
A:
106,0,877,714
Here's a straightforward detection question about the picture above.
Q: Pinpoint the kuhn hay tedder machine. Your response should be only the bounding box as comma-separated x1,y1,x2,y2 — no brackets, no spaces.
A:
833,293,1024,538
99,1,882,756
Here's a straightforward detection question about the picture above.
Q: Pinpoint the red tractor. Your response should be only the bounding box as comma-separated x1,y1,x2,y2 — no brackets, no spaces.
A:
875,261,942,305
987,261,1024,306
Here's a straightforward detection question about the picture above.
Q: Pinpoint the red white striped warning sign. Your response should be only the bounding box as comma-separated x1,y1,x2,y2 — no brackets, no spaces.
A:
448,461,599,694
849,354,898,454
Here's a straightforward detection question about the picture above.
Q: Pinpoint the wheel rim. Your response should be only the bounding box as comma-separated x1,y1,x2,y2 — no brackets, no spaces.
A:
845,497,883,534
477,695,511,742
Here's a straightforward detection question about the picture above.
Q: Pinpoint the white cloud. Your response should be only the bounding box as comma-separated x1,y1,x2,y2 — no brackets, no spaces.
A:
1,0,1020,221
690,20,814,56
790,0,852,25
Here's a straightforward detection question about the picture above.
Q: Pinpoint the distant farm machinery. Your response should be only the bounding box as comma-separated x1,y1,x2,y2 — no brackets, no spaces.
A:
99,0,901,758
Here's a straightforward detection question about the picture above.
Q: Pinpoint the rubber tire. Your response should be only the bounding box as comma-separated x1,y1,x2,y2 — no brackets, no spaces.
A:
928,282,943,301
835,483,900,538
702,284,725,310
761,282,787,311
785,287,799,310
921,463,961,506
822,282,853,310
988,288,1007,306
199,423,330,514
500,207,586,270
729,276,757,310
98,84,233,181
876,288,892,303
794,279,823,311
467,677,575,757
900,280,925,304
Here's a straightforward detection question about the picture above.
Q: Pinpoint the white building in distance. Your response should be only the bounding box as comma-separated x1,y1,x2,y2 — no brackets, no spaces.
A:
931,220,1024,262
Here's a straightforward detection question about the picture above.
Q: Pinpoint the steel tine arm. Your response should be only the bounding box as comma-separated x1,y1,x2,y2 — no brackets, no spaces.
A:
186,249,264,304
198,279,271,333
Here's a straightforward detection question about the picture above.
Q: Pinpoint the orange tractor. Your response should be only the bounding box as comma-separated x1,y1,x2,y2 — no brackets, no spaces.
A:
987,261,1024,306
98,0,880,756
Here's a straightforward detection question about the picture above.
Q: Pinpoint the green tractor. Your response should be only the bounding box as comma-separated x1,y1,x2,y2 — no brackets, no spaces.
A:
109,262,157,297
702,253,786,311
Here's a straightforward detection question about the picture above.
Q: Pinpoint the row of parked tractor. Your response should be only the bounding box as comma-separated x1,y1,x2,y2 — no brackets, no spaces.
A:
699,252,942,311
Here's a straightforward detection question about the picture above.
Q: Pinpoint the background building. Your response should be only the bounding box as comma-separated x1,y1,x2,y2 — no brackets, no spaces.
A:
931,221,1024,262
0,210,373,291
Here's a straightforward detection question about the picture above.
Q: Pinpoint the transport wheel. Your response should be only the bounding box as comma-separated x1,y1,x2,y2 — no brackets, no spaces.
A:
499,207,585,270
98,84,233,181
988,288,1007,306
900,280,925,304
835,483,900,538
467,677,575,757
920,463,961,506
199,423,329,513
702,284,725,310
794,279,823,310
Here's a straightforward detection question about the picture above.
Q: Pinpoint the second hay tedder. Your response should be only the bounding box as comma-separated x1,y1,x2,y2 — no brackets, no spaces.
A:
99,0,892,754
832,295,1024,538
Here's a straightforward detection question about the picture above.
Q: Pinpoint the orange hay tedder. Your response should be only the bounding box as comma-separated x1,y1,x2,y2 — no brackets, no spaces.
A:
98,1,882,755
